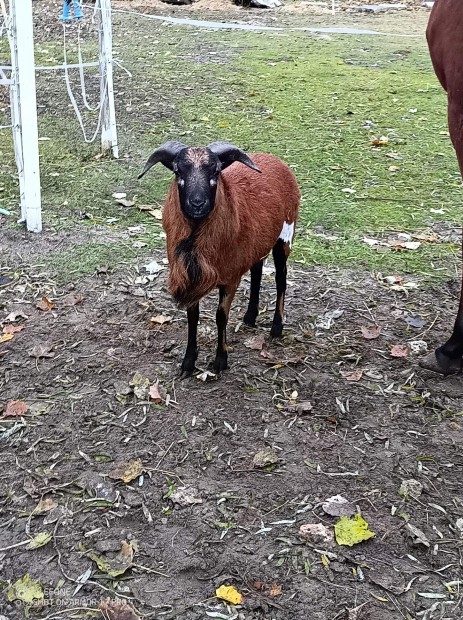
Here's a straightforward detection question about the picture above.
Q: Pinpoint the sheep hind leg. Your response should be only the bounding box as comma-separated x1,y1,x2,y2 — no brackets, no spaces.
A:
213,284,237,374
180,303,199,379
270,238,289,338
243,259,264,327
421,98,463,374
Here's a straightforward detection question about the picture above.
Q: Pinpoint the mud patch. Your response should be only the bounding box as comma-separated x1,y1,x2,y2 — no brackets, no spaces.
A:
1,244,462,619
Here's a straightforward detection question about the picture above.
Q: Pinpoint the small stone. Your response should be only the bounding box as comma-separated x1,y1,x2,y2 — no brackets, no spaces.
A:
322,495,355,517
252,447,278,468
409,340,428,355
299,523,335,547
399,479,423,500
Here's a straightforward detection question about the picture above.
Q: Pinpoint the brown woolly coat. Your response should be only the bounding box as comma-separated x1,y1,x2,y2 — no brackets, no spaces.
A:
162,153,300,307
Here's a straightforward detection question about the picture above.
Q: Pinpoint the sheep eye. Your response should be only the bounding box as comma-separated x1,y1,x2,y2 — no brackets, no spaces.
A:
177,177,185,187
210,178,217,187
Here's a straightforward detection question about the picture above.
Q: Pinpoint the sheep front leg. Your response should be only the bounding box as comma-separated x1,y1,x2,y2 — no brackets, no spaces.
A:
181,303,199,378
213,284,237,374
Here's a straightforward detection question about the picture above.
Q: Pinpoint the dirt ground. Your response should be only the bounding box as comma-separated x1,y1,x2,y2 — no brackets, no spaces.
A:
1,224,463,620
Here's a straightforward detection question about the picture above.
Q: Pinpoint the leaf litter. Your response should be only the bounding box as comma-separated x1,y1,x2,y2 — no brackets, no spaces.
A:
2,225,463,618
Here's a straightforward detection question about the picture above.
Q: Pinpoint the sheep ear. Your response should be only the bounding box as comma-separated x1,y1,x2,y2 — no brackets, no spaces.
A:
207,141,261,173
138,141,187,179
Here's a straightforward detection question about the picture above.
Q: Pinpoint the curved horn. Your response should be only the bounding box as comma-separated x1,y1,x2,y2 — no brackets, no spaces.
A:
138,141,187,179
207,141,261,173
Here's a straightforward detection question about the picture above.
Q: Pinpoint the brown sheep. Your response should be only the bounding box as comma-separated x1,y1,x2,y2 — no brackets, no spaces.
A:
139,141,300,377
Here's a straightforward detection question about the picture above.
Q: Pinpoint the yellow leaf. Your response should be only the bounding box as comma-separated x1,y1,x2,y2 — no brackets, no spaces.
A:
0,333,14,343
33,497,58,515
216,584,243,605
27,531,52,549
7,574,44,604
334,514,375,547
88,540,135,577
109,459,143,483
321,554,329,568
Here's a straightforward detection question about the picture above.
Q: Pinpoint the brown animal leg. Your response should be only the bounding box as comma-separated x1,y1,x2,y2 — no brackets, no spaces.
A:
431,98,463,373
270,238,289,338
243,259,264,327
180,303,199,378
213,284,238,374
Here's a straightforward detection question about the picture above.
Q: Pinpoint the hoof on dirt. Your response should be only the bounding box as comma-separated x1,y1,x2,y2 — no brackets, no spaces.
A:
270,323,283,338
419,350,462,375
243,313,257,328
212,354,228,374
180,357,197,379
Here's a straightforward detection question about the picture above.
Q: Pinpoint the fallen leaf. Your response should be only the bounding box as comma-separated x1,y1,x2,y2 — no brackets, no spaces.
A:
151,314,172,325
2,325,24,337
388,165,400,172
216,584,243,605
36,296,56,312
196,370,217,382
28,342,55,358
363,237,380,246
129,372,151,399
147,208,163,220
322,495,356,517
405,316,426,329
390,344,410,358
116,198,135,208
33,497,58,515
4,310,28,322
406,523,430,547
98,599,141,620
244,334,265,351
334,514,375,546
268,583,283,597
0,333,14,343
26,531,52,550
342,368,364,382
112,192,127,199
144,260,164,274
360,325,381,340
386,152,403,160
371,136,389,146
383,274,403,285
7,574,44,604
109,459,144,483
4,400,28,417
149,382,162,404
62,293,84,306
89,540,135,577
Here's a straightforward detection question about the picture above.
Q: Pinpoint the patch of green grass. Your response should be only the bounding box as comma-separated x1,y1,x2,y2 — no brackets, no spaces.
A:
42,236,162,283
1,15,461,284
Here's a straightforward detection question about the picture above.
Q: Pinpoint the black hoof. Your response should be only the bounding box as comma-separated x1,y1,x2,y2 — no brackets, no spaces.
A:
419,348,462,375
270,323,283,338
212,353,228,374
180,356,197,379
243,312,257,327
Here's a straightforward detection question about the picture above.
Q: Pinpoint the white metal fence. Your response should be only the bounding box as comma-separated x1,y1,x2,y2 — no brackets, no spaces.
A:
0,0,118,233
